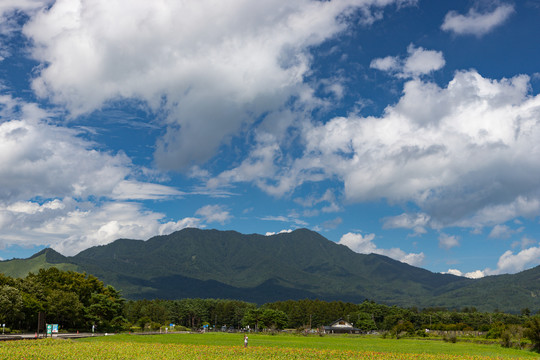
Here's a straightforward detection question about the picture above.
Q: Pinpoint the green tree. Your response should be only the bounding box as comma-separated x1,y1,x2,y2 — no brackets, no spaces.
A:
260,309,288,330
242,308,263,331
0,285,24,329
86,285,124,330
46,290,84,329
351,312,377,331
524,316,540,352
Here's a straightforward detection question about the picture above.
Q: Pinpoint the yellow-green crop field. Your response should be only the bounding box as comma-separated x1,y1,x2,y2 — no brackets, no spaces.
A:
0,334,537,360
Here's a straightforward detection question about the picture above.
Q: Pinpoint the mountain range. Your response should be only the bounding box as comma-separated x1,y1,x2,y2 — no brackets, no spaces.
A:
1,228,539,313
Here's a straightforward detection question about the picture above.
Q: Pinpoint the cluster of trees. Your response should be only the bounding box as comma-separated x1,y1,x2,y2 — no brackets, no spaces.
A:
0,268,124,332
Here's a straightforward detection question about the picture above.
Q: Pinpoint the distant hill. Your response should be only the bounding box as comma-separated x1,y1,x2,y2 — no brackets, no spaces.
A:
1,228,539,312
0,248,78,278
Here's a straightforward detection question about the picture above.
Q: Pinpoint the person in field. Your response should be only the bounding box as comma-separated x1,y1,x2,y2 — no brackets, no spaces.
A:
244,334,248,348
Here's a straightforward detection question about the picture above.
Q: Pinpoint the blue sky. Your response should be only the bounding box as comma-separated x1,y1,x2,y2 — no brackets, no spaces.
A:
1,0,540,279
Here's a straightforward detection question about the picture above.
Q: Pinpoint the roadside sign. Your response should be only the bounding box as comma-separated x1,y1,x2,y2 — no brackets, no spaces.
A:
46,324,58,335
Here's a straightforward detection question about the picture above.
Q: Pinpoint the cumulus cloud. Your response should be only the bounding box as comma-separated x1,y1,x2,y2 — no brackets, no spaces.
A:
241,70,540,231
441,3,514,37
370,45,445,78
338,232,424,266
22,0,408,171
445,268,485,279
438,233,460,250
195,205,232,225
495,246,540,274
447,240,540,278
0,198,202,256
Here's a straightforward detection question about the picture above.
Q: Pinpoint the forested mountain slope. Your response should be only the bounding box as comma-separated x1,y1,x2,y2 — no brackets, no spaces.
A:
1,228,539,312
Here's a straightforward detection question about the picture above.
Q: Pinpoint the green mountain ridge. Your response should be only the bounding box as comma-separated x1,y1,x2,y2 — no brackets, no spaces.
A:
1,228,539,312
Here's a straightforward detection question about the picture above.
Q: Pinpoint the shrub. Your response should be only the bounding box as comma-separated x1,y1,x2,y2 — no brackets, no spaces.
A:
443,333,457,343
500,330,512,348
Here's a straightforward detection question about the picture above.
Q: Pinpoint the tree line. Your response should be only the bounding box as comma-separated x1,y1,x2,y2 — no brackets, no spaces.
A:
124,298,534,333
1,268,540,350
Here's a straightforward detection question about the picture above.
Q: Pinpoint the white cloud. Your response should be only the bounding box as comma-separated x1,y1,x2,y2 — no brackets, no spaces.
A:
438,233,460,250
369,55,400,72
370,45,445,78
338,232,424,266
456,196,540,229
0,0,53,61
0,0,50,16
111,180,184,200
0,199,202,256
402,45,445,77
247,70,540,230
22,0,409,171
0,95,199,255
195,205,232,225
260,213,308,227
383,212,430,235
294,189,342,215
441,4,514,37
512,236,536,250
494,246,540,274
265,229,293,236
488,224,523,239
447,241,540,278
445,268,485,279
0,96,182,203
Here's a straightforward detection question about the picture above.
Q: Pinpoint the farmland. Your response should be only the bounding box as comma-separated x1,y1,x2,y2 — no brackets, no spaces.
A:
1,333,537,360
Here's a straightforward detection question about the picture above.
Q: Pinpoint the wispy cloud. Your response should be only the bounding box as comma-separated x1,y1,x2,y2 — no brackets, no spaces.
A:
441,3,514,37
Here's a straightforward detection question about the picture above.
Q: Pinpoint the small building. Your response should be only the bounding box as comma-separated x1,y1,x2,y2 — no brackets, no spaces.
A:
323,318,362,334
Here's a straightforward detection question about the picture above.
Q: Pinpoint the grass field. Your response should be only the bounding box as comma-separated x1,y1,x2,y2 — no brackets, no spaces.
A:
0,333,537,359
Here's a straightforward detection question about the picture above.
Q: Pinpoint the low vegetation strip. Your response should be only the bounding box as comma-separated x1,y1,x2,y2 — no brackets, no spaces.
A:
0,339,535,360
78,333,538,358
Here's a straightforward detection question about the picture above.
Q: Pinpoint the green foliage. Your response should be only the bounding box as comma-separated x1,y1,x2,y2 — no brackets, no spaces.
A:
524,316,540,352
0,285,24,328
260,308,288,330
443,333,458,343
0,268,123,331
